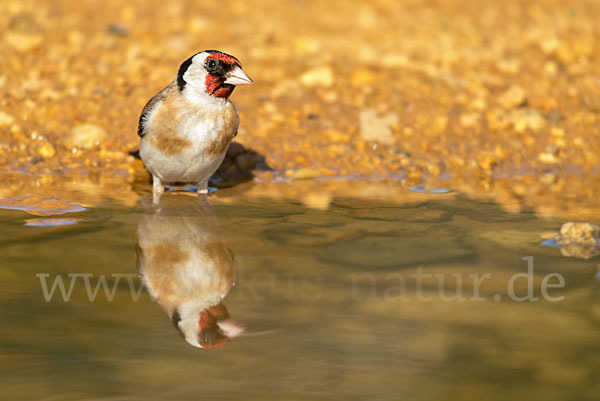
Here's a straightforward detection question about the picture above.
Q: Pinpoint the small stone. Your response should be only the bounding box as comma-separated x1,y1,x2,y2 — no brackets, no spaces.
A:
351,69,376,86
0,111,15,127
359,109,398,143
293,37,321,55
559,222,600,246
538,145,560,164
543,61,558,77
285,167,320,179
498,86,527,109
477,154,496,171
580,82,600,112
432,116,448,133
540,37,559,55
546,109,563,123
510,109,546,132
300,66,334,87
106,24,128,36
459,112,480,128
301,192,331,210
38,142,56,158
556,43,575,64
382,53,409,68
99,149,126,160
66,124,107,149
39,88,61,101
540,173,557,185
496,58,521,75
5,32,43,52
471,97,486,111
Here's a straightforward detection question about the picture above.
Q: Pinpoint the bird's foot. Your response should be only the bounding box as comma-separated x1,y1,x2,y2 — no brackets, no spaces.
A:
197,181,209,195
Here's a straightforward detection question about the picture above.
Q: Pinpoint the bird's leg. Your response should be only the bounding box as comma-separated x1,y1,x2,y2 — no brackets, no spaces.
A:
152,175,164,204
197,180,209,195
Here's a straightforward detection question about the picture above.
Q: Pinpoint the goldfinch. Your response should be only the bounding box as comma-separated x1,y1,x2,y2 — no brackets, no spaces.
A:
137,50,253,200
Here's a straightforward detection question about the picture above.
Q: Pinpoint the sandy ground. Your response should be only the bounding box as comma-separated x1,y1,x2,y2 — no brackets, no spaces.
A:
1,0,600,218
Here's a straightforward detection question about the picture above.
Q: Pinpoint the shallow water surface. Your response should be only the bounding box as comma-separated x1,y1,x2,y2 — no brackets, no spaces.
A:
0,187,598,401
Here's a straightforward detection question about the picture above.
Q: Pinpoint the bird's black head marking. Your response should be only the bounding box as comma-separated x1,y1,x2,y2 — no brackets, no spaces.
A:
177,56,194,91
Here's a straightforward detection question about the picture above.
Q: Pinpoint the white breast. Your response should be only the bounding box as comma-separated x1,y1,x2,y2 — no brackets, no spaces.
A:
140,98,238,185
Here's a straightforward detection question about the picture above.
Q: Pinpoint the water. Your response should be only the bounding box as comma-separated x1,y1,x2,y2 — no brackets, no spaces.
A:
0,186,598,401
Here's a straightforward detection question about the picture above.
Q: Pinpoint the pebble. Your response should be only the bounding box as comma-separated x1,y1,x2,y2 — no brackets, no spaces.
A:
99,149,126,160
351,69,376,86
300,66,334,87
559,222,600,246
0,111,15,127
292,37,321,55
301,192,331,210
580,84,600,112
510,109,546,132
5,32,43,52
38,142,56,158
381,53,409,68
538,145,560,165
498,86,527,109
359,109,398,144
459,112,480,128
66,124,107,149
286,167,320,179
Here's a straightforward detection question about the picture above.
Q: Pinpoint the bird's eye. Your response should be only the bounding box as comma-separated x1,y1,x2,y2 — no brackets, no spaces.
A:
207,59,217,69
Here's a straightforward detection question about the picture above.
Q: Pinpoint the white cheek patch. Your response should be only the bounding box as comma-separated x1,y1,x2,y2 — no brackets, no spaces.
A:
181,53,230,106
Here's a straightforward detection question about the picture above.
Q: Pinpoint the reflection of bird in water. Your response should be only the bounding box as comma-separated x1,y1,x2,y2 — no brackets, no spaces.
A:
135,193,243,348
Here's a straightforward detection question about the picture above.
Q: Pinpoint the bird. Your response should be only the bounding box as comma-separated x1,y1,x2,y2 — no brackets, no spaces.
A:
137,50,253,201
136,193,244,349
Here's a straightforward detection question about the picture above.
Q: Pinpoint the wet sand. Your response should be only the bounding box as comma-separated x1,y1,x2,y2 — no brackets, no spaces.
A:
1,0,600,218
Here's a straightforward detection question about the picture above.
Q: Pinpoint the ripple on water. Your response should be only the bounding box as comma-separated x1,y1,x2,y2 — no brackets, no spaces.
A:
24,218,80,227
408,184,451,194
0,194,86,216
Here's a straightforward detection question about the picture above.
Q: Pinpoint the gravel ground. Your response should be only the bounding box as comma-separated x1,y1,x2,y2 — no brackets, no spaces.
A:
1,0,599,217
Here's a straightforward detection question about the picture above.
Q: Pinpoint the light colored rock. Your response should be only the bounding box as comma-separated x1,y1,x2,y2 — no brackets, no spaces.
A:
459,112,480,128
293,37,321,55
496,58,521,75
0,111,15,127
38,142,56,158
359,109,398,143
302,192,331,210
498,86,527,109
559,222,600,246
544,224,600,259
300,66,334,87
285,167,320,179
381,53,409,68
5,32,43,52
510,108,546,132
66,124,107,149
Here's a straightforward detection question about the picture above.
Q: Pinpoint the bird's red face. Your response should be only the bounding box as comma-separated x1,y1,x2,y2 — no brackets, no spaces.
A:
177,50,253,102
197,304,231,349
203,51,253,98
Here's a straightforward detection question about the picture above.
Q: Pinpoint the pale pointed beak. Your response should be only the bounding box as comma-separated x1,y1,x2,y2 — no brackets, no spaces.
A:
224,65,254,85
217,319,245,338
